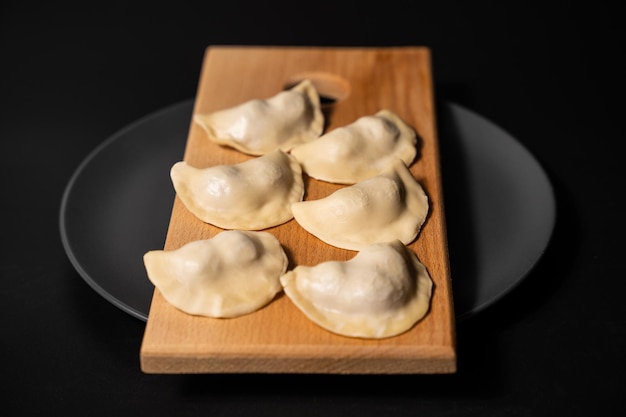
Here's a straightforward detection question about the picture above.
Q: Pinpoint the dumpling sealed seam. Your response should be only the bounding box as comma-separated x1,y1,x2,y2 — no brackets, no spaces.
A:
280,240,433,339
194,79,324,156
171,149,304,230
291,159,429,251
290,109,418,184
144,230,288,318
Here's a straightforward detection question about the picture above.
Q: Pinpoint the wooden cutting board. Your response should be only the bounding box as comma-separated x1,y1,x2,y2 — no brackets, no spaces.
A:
140,46,456,374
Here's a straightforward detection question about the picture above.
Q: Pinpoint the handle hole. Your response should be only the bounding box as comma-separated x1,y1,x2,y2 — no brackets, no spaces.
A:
285,72,351,129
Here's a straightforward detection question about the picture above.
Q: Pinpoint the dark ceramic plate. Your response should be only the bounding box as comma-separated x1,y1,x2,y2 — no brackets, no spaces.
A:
59,99,556,321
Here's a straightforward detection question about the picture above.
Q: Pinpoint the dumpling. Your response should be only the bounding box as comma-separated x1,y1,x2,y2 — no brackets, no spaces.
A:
171,149,304,230
291,159,428,251
289,109,417,184
144,230,288,318
280,240,433,339
194,79,324,156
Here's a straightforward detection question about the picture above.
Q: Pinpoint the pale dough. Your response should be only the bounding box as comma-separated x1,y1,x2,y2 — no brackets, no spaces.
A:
280,240,433,339
144,230,288,318
291,159,428,251
171,149,304,230
194,80,324,155
290,109,417,184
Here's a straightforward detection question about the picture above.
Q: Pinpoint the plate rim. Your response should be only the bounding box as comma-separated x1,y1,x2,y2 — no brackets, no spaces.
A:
59,99,194,321
445,102,557,320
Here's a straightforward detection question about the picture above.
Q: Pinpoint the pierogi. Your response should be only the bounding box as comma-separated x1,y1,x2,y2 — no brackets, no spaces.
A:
154,75,436,336
170,149,304,230
289,109,417,184
280,240,433,339
144,230,288,318
291,159,429,251
194,80,324,155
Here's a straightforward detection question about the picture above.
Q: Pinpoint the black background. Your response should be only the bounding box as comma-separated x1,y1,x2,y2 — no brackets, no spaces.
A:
2,1,625,416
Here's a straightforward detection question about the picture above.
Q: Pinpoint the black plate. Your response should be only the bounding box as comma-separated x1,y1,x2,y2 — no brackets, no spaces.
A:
59,99,556,321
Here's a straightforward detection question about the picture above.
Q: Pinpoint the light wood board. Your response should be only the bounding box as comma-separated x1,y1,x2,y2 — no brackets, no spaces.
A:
140,46,456,374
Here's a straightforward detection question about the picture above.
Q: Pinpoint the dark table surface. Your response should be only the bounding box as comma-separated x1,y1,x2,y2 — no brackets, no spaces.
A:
2,1,624,416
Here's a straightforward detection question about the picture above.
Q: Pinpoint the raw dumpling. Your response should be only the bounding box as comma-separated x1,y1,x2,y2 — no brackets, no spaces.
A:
280,240,433,339
144,230,288,318
289,109,417,184
194,79,324,156
171,149,304,230
291,159,428,251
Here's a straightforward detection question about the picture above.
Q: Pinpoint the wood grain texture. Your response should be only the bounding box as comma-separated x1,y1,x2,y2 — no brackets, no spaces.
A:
139,46,456,374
